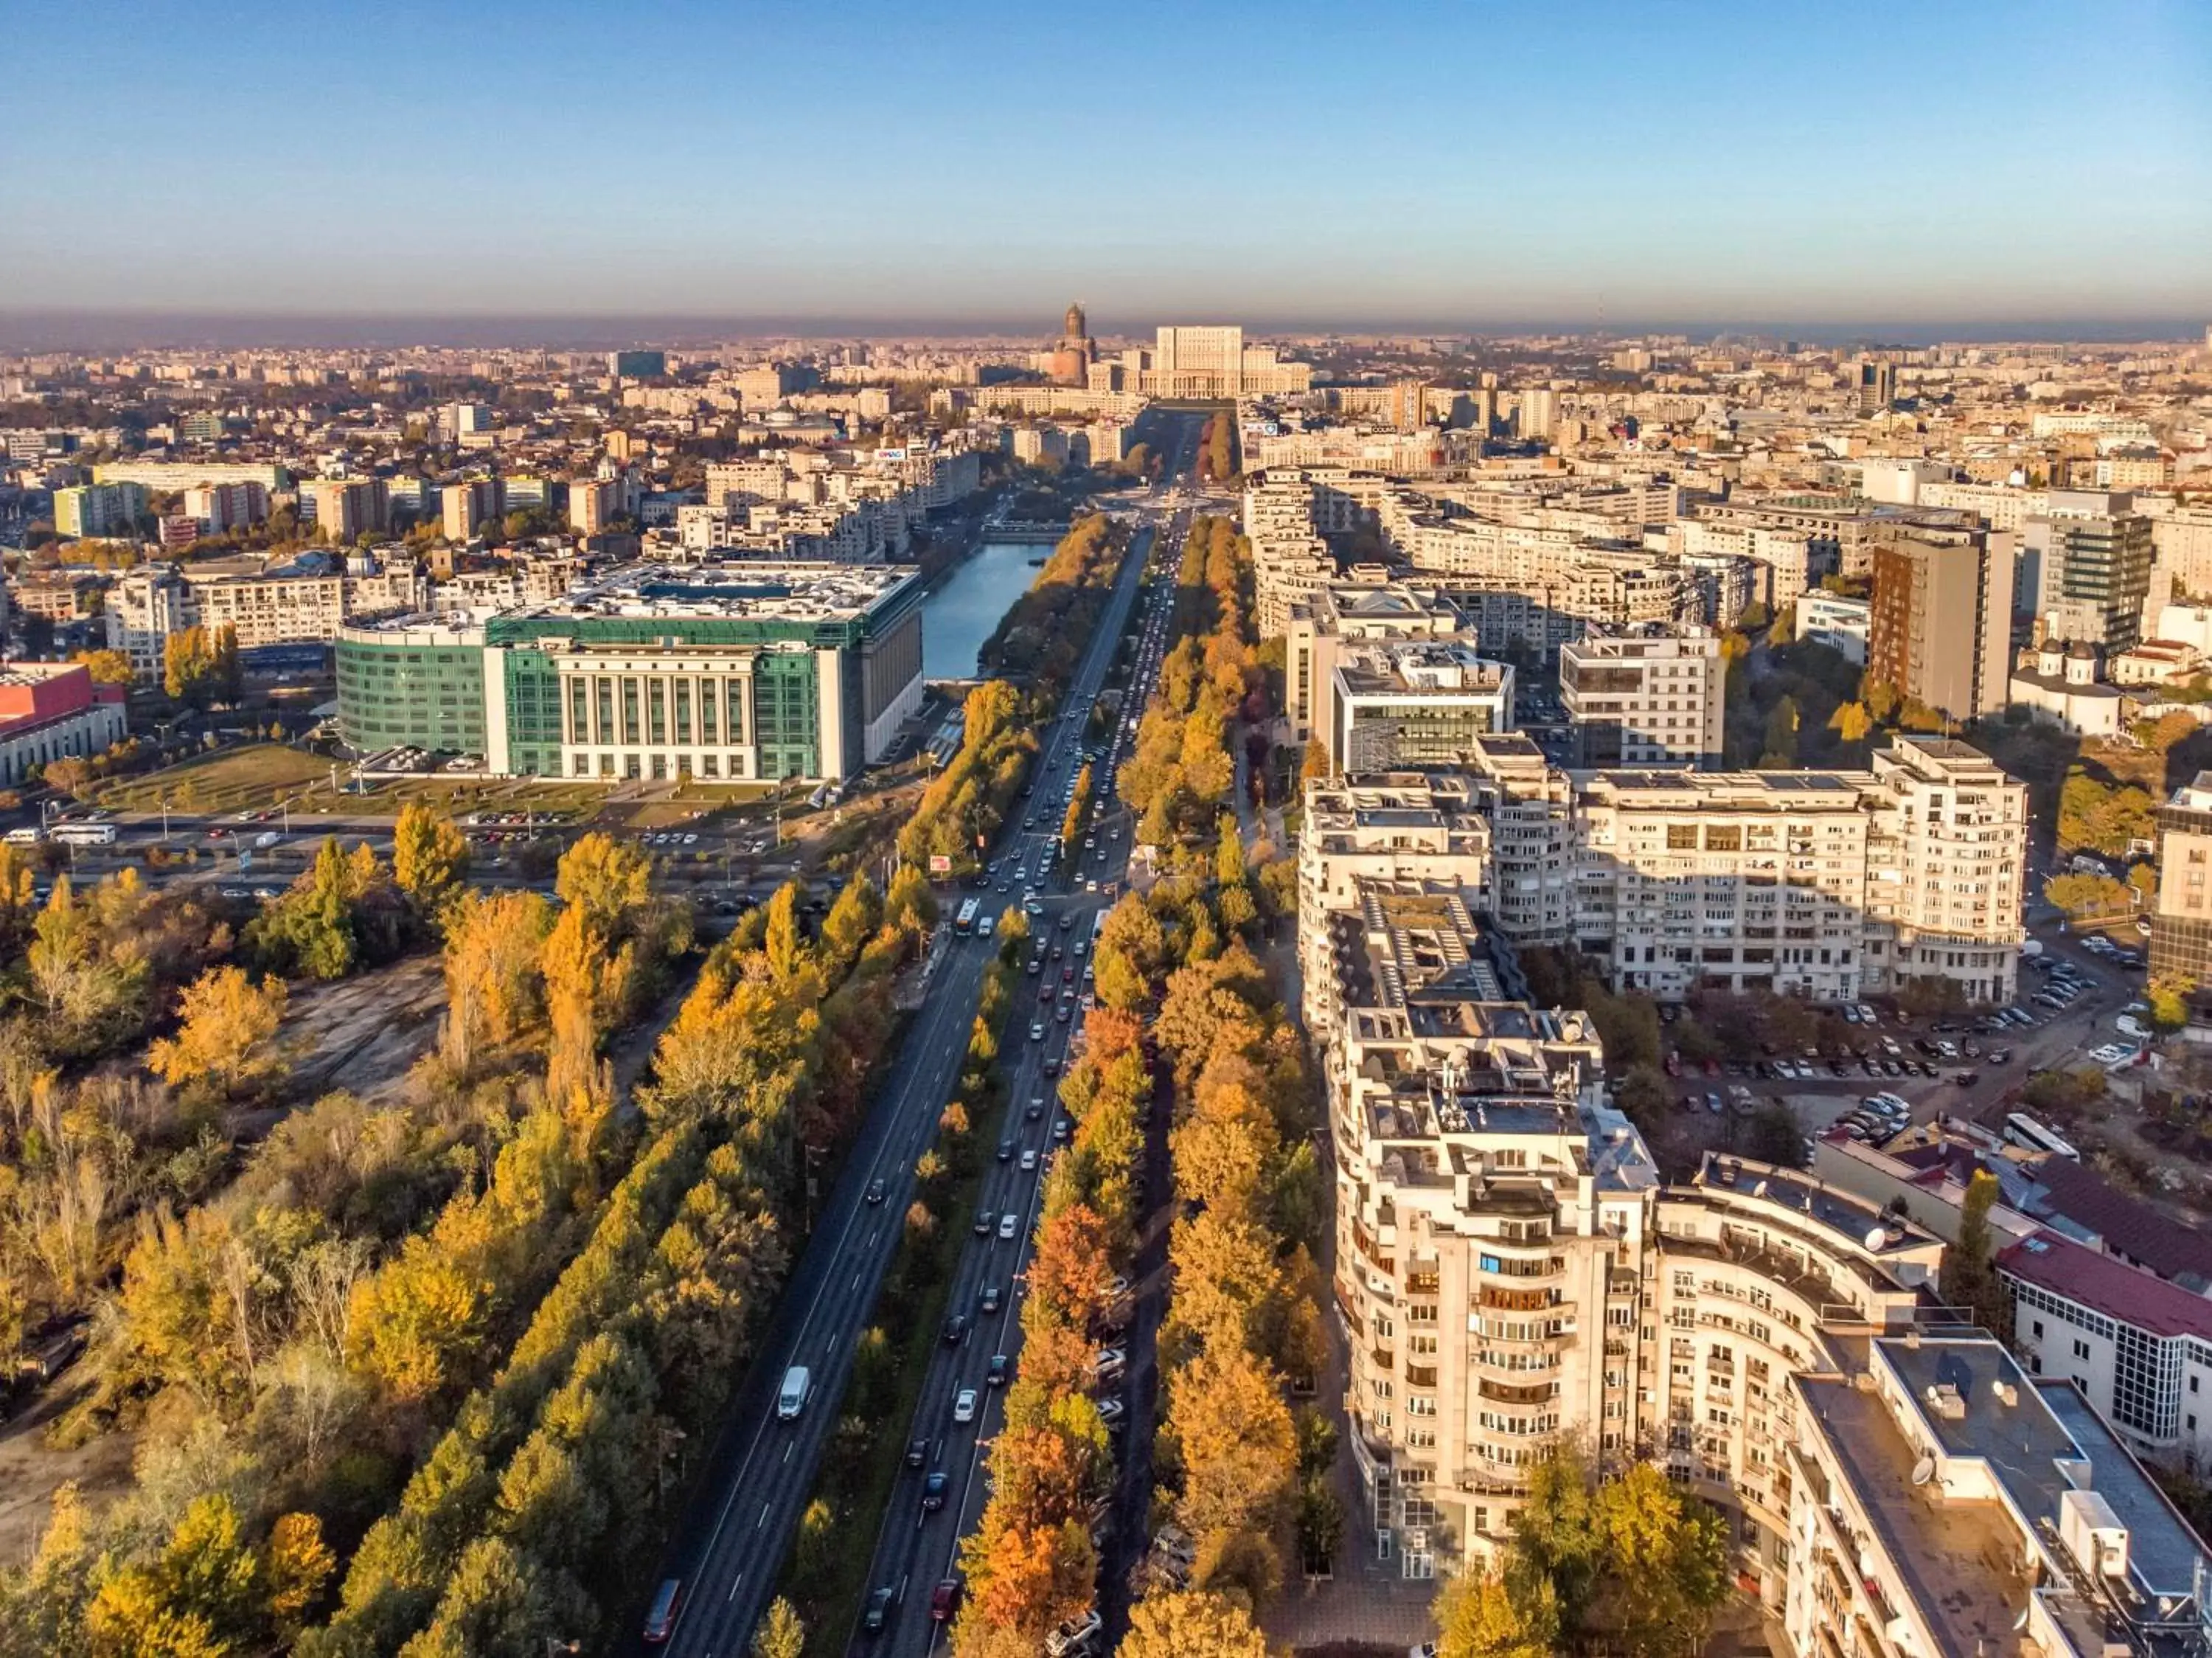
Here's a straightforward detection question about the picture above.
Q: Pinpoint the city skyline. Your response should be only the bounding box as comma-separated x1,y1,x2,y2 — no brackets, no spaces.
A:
4,0,2207,327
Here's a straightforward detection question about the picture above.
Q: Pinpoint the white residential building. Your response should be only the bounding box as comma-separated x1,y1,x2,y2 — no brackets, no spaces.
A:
1558,622,1725,769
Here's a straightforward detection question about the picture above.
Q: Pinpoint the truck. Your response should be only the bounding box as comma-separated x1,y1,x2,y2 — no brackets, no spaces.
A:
777,1364,811,1420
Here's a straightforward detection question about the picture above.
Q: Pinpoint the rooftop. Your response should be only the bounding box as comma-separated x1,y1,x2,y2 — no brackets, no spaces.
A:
508,560,919,623
1998,1232,2212,1340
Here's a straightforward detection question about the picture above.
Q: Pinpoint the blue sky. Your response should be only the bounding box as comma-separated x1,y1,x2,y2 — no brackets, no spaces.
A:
4,0,2208,328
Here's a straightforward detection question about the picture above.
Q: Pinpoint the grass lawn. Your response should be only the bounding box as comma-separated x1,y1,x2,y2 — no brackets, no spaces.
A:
95,744,332,812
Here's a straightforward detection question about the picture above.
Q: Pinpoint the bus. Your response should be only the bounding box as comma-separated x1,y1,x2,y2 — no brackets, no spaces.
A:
49,822,117,847
2004,1112,2080,1162
955,898,981,936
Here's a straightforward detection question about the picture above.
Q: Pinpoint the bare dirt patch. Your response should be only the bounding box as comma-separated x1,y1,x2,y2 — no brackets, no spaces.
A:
281,953,448,1105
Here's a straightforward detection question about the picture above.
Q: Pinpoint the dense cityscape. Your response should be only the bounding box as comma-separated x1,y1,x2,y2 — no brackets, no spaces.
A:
5,7,2212,1658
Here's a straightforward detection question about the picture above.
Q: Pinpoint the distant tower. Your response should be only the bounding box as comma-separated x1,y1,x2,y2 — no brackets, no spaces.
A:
1064,302,1088,342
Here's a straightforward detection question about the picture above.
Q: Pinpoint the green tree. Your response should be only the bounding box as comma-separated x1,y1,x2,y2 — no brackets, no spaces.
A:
1829,701,1873,743
751,1597,805,1658
1590,1465,1731,1657
1216,814,1245,889
1760,695,1800,766
164,625,217,703
1941,1168,2006,1332
1436,1566,1558,1658
2045,871,2131,922
393,802,470,917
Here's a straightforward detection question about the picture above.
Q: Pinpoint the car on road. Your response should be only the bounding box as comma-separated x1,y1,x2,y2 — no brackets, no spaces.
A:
862,1585,895,1634
973,1208,994,1235
1026,1096,1046,1120
1020,1148,1038,1170
979,1283,1003,1314
865,1177,887,1205
942,1314,970,1345
931,1578,961,1622
987,1351,1012,1387
906,1436,930,1468
922,1470,949,1511
1705,1092,1723,1114
998,1137,1015,1161
953,1387,978,1424
643,1578,685,1644
998,1212,1019,1241
1030,1021,1046,1041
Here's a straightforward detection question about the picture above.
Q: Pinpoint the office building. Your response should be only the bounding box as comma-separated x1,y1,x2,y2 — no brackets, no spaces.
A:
1328,642,1515,771
1867,530,2017,721
0,662,129,786
2149,773,2212,991
335,562,925,783
608,349,667,378
1847,356,1895,412
2026,494,2155,651
1795,589,1869,662
1558,622,1725,769
53,481,148,539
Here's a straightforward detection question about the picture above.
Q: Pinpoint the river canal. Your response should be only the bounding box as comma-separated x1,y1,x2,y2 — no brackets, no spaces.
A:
919,540,1057,680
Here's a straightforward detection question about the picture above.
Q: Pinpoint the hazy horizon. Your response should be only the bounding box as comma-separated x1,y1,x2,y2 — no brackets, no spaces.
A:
3,309,2204,356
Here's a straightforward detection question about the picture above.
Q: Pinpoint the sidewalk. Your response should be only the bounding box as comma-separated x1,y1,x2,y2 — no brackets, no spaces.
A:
1262,1123,1439,1655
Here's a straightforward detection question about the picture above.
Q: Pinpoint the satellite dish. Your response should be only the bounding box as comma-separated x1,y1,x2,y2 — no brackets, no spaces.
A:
1865,1224,1890,1250
1911,1455,1935,1486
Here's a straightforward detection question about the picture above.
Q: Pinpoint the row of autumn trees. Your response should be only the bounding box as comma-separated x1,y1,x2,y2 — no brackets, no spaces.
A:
1118,516,1267,856
0,813,942,1657
981,513,1128,693
899,679,1039,883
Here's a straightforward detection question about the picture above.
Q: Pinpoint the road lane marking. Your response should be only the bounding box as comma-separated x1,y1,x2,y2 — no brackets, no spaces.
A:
757,1502,770,1529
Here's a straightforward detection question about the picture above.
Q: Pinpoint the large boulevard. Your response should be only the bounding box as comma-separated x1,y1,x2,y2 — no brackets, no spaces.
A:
655,410,1208,1658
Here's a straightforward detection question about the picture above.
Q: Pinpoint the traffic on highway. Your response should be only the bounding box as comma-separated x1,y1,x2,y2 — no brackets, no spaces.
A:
649,412,1210,1658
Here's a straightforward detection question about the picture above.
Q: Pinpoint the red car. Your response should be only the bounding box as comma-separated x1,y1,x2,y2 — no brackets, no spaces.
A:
643,1579,684,1644
931,1578,961,1622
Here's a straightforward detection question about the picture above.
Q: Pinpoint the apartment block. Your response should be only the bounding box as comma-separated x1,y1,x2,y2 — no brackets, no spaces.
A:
1867,529,2017,720
301,478,388,542
184,479,271,535
1572,769,1874,1002
53,481,148,538
1307,866,1950,1597
1860,738,2026,1006
442,478,506,542
1558,622,1725,769
1795,589,1870,663
2148,772,2212,991
107,566,192,677
1318,881,1658,1576
1787,1332,2212,1658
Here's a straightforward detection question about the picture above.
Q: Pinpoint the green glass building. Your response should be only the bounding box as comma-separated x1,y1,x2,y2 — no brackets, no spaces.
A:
336,562,925,783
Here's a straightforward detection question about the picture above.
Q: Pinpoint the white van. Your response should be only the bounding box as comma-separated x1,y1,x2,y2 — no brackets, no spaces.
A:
777,1364,811,1421
2,826,44,847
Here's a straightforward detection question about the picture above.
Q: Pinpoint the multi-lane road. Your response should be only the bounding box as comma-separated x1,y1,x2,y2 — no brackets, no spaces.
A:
655,414,1208,1658
841,512,1190,1658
